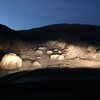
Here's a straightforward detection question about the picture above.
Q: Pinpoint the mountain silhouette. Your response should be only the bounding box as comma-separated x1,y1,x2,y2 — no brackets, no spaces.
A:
0,24,16,39
0,23,100,45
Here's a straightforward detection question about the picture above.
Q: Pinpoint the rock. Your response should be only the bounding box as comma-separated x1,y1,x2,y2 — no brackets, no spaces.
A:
50,54,64,61
53,49,58,52
38,47,46,50
0,53,22,70
37,56,41,59
47,51,53,55
53,49,63,55
75,57,80,60
58,50,62,54
32,61,42,67
50,54,59,60
35,50,43,55
57,55,65,61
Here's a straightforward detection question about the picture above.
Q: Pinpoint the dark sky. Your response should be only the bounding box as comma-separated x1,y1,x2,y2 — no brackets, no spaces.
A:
0,0,100,30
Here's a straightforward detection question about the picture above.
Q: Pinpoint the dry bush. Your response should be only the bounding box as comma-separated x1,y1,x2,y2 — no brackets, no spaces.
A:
10,40,32,56
63,44,87,59
46,40,66,50
0,40,22,55
87,45,97,53
0,40,10,51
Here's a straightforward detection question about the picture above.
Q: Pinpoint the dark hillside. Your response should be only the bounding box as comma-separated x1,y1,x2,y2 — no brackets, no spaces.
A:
0,23,100,45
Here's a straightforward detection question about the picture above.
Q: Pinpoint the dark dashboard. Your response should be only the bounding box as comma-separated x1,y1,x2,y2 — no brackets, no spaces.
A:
0,68,100,99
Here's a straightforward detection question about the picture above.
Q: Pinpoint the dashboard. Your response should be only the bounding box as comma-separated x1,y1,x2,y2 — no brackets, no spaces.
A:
0,68,100,99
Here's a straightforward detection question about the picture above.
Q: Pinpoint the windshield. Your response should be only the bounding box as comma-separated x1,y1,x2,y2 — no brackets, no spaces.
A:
0,24,100,78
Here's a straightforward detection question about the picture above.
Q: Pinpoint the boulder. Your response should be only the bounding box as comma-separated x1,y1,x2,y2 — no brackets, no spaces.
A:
32,61,42,67
50,54,59,60
53,49,58,52
50,54,65,61
35,50,43,55
58,50,62,54
38,47,47,50
47,50,53,55
57,55,65,61
0,53,22,70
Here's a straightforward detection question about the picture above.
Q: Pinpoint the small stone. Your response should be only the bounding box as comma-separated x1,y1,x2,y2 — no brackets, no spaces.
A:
47,51,53,55
75,57,80,60
58,50,62,54
38,47,46,50
37,57,41,59
50,54,59,60
53,49,58,52
35,50,43,55
32,61,42,67
57,55,65,61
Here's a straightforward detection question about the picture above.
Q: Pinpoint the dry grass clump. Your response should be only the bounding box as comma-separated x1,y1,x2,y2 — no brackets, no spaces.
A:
68,60,100,68
46,40,66,50
63,44,87,59
0,40,10,51
87,45,97,53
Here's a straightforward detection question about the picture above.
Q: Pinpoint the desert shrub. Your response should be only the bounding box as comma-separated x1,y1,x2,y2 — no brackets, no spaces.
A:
63,44,87,59
0,40,10,51
46,40,66,50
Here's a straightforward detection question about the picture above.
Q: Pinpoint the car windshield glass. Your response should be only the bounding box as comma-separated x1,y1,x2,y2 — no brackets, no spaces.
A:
0,24,100,78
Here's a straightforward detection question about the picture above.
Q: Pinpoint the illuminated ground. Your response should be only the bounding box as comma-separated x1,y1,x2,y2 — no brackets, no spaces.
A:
18,41,100,70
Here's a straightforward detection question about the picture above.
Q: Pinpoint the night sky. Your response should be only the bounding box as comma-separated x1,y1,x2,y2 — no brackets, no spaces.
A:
0,0,100,30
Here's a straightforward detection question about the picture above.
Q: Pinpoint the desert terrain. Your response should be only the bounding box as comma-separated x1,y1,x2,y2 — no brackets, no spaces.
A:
0,23,100,77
